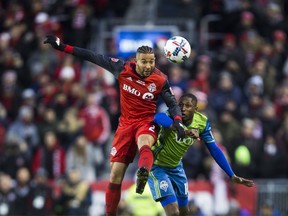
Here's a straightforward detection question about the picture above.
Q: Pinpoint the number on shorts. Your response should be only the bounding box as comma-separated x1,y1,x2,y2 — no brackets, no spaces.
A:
149,125,155,132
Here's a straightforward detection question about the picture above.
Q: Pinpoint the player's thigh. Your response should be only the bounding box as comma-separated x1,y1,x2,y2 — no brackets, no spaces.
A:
148,165,175,201
169,163,189,200
110,125,138,164
136,121,159,147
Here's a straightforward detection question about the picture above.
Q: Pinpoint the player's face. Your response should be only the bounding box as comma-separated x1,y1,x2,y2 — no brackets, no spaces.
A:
135,53,156,77
179,97,198,124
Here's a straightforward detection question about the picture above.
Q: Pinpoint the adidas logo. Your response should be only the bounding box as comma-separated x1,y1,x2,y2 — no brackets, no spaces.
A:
126,77,133,81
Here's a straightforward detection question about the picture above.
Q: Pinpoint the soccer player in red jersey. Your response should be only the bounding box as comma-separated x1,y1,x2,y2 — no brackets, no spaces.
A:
44,35,186,216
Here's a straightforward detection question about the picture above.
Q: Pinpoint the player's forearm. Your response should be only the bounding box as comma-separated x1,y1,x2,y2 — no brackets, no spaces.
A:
154,112,173,128
206,142,234,177
161,81,182,120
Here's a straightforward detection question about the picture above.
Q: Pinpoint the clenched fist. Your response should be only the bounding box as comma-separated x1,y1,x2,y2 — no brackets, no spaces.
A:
43,35,66,51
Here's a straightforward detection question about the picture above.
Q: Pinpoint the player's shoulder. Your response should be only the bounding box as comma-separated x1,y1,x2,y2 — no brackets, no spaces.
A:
153,68,167,79
124,61,135,69
194,111,208,122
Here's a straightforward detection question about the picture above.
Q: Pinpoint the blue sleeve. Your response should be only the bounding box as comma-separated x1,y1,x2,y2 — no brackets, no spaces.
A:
206,141,234,177
154,112,173,128
200,120,215,143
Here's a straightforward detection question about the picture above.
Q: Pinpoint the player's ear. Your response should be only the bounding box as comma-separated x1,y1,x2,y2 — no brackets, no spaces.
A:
195,106,198,111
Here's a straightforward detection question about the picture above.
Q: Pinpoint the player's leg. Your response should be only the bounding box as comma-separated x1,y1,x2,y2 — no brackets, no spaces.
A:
162,198,179,216
148,165,180,215
106,124,137,216
136,133,155,194
135,122,159,194
106,162,128,216
169,162,190,216
178,198,189,216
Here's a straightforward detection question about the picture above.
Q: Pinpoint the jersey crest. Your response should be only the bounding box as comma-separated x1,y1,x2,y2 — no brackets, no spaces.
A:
148,83,157,92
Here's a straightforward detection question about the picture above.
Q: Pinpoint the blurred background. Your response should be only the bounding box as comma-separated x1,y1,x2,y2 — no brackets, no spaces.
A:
0,0,287,215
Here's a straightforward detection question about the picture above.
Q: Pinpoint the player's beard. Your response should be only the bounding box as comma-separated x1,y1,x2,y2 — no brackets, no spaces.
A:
141,67,154,77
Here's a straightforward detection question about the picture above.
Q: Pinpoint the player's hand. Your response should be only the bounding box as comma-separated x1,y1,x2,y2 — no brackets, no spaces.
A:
185,129,200,141
173,119,185,142
231,175,254,187
43,35,66,51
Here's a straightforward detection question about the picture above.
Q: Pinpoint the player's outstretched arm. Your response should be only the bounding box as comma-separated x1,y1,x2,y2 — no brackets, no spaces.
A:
43,35,125,77
231,174,254,187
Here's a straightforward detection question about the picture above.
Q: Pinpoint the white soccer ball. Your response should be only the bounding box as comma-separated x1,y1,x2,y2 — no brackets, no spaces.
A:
163,36,191,64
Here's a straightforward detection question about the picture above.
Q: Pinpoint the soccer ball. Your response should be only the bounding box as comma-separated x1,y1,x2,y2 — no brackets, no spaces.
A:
163,36,191,64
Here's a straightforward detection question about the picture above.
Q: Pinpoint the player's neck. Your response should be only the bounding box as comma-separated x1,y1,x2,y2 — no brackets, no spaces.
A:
183,118,193,126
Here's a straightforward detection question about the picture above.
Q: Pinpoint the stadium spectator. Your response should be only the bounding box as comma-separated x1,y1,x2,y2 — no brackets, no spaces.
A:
32,130,66,180
78,93,111,178
14,167,32,215
0,71,22,121
37,108,60,141
43,35,185,216
6,105,39,159
150,93,254,216
208,71,243,116
66,135,97,182
216,110,242,157
57,107,83,150
0,173,20,215
57,168,92,216
259,134,286,178
168,65,188,92
232,118,263,178
0,138,30,179
27,168,56,216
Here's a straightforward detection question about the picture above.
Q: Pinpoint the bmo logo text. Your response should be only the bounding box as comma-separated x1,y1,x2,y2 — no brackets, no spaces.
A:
123,84,141,96
123,84,154,100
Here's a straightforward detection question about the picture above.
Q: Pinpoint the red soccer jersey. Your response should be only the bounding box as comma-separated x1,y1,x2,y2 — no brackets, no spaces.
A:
118,62,167,124
70,47,182,124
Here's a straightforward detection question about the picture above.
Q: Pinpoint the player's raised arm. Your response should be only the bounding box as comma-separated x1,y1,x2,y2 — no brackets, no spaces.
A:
160,81,185,141
43,35,125,78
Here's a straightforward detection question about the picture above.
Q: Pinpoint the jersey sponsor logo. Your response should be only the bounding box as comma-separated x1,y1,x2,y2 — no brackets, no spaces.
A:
110,58,119,62
148,83,156,92
174,135,194,146
123,84,141,96
136,80,145,85
142,92,154,100
111,147,117,156
123,84,155,100
159,180,169,192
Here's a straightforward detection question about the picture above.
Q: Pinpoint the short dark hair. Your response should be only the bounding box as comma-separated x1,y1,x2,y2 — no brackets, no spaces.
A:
180,93,198,104
136,46,154,54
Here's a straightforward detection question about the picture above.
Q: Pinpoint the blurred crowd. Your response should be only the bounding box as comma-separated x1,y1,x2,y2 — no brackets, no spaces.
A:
0,0,287,215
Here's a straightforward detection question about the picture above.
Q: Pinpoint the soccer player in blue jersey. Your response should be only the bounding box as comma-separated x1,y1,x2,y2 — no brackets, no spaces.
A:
148,93,254,216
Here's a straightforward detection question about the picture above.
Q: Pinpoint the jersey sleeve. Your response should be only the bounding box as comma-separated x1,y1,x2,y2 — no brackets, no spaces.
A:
154,112,173,128
199,119,215,143
160,80,182,120
72,47,125,78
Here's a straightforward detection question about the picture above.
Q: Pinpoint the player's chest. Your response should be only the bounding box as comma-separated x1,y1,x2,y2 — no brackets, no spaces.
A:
119,74,161,100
